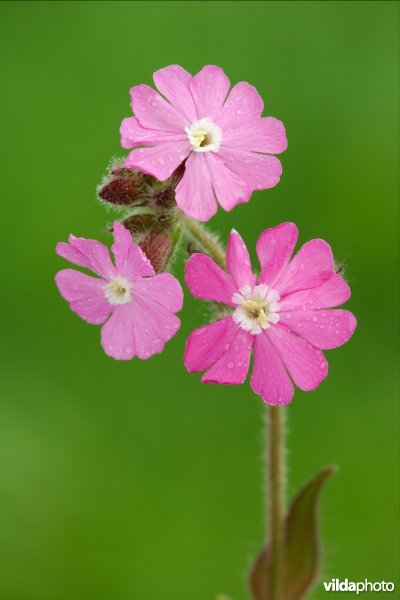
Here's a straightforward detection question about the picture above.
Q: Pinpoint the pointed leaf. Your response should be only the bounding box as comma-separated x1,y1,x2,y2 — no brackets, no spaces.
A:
249,466,336,600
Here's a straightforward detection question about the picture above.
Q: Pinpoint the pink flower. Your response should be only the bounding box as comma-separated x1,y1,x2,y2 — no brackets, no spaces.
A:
120,65,287,222
184,223,356,405
55,221,183,360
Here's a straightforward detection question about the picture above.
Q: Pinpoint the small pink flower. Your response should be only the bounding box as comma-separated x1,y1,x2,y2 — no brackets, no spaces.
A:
55,222,183,360
184,223,356,405
120,65,287,222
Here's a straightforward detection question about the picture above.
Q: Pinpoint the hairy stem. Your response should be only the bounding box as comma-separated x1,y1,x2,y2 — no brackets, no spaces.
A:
165,223,183,271
176,210,226,269
268,405,285,600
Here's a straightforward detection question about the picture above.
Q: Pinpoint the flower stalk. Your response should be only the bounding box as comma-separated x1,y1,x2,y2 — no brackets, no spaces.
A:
177,210,226,270
268,405,285,600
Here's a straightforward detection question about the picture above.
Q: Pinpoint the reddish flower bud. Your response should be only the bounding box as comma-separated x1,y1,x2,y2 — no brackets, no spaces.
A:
140,229,173,273
150,186,176,209
98,166,146,206
147,164,186,209
122,213,156,235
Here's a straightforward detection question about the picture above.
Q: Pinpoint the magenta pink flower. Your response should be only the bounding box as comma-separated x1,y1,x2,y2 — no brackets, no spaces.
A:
184,223,356,405
120,64,287,222
55,221,183,360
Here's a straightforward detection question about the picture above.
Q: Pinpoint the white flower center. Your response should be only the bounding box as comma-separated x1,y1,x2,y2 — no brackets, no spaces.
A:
232,284,280,335
185,118,222,153
104,276,132,305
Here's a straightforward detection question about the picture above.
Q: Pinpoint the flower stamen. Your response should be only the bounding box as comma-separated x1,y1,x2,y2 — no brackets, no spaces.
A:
186,118,222,153
104,276,133,305
232,284,280,335
192,130,209,148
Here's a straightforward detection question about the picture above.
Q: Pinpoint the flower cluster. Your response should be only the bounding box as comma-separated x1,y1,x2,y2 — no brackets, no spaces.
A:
55,64,356,405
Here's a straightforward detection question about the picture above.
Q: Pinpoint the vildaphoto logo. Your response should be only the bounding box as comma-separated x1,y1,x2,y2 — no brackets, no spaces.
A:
323,579,395,594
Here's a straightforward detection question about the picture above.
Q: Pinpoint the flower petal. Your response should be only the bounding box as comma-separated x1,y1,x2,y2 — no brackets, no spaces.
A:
130,84,188,132
101,299,180,360
57,236,116,280
185,253,237,306
256,223,298,288
112,221,155,280
56,241,93,272
175,153,217,221
120,117,176,149
217,82,264,129
190,65,230,120
250,331,294,405
55,269,111,325
205,152,251,211
184,317,238,373
279,309,357,350
279,273,351,311
55,269,104,302
134,272,183,313
226,229,256,289
267,324,328,391
125,140,191,181
153,64,197,123
101,304,136,360
135,296,181,352
222,117,287,154
274,239,334,297
201,326,253,385
219,147,283,190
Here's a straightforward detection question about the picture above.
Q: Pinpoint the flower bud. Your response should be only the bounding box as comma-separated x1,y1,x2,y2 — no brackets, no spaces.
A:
98,164,146,206
140,229,173,273
122,213,156,235
148,164,186,209
150,186,176,209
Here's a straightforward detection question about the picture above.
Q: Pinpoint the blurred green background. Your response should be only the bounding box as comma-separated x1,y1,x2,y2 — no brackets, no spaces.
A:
0,1,398,599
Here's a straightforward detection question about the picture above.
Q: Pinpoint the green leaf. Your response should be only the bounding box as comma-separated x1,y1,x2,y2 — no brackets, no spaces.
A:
249,466,336,600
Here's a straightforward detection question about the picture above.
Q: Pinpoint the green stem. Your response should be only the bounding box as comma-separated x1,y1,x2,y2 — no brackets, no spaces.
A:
176,210,226,270
268,405,285,600
165,222,183,271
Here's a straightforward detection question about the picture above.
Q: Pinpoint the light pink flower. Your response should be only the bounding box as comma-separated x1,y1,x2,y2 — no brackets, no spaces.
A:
184,223,356,405
120,65,287,222
55,222,183,360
